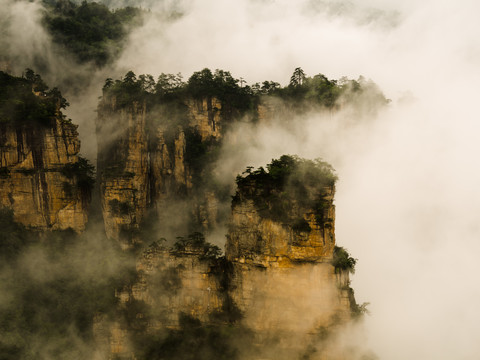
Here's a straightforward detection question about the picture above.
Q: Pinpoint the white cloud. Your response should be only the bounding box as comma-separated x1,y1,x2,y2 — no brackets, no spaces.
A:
115,0,480,357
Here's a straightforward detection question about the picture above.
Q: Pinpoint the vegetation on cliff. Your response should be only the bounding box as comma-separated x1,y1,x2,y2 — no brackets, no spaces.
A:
269,67,389,111
130,312,254,360
102,68,257,119
172,231,222,259
62,156,96,199
332,246,357,274
101,67,387,115
233,155,337,228
42,0,143,66
0,0,380,354
0,70,95,208
0,70,68,126
118,232,250,360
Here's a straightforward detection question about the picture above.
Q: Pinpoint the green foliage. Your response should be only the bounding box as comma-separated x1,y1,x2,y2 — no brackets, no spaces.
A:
305,73,340,108
173,232,222,259
332,246,357,274
102,67,387,122
352,302,371,319
156,72,186,99
184,128,221,188
43,0,143,66
263,67,389,111
234,155,337,226
187,68,257,116
102,68,259,121
134,313,254,360
289,67,307,87
102,71,153,108
0,70,67,126
61,156,96,196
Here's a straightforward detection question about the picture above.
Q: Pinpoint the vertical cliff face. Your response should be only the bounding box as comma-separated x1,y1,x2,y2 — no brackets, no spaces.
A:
186,97,223,140
103,238,227,359
97,100,149,246
226,185,335,266
132,244,223,325
226,182,342,322
96,93,225,246
0,107,88,231
100,156,358,360
224,157,354,358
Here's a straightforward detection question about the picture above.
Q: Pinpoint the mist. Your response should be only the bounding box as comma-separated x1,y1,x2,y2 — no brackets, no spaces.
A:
3,0,480,358
113,0,480,358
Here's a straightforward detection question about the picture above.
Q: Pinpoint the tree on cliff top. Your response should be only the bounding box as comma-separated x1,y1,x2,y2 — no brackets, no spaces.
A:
102,68,258,116
289,67,306,87
0,70,69,126
233,155,337,227
43,0,143,66
270,68,388,110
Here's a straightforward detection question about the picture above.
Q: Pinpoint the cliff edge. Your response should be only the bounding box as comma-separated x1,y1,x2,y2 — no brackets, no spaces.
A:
0,71,91,231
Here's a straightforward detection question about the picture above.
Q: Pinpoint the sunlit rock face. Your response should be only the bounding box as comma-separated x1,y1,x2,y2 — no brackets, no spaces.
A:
96,95,223,248
104,161,353,360
186,97,223,140
101,241,228,359
132,244,224,326
96,92,323,247
0,115,88,231
96,100,150,246
226,186,336,266
94,84,360,359
226,179,352,351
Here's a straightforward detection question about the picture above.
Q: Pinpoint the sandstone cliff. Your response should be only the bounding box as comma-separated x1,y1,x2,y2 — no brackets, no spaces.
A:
224,157,354,358
99,156,358,360
0,72,90,231
226,187,335,266
96,93,225,247
103,239,226,358
0,69,382,360
97,100,149,245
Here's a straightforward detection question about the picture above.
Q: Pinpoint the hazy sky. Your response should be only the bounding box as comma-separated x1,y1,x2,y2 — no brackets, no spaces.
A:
3,0,480,358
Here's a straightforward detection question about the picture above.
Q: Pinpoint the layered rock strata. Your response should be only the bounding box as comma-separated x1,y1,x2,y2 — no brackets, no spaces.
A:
226,183,352,339
102,170,355,359
103,242,225,359
0,117,88,231
96,95,224,246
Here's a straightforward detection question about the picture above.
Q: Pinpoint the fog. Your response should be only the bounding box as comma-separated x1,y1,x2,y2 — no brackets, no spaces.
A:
3,0,480,358
114,0,480,358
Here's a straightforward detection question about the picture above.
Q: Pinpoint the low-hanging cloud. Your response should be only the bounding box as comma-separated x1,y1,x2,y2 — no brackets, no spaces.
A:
112,0,480,358
3,0,480,358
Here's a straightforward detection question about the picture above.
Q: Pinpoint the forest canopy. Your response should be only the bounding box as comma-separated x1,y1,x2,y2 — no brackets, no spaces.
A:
101,67,388,114
0,70,68,126
42,0,144,66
